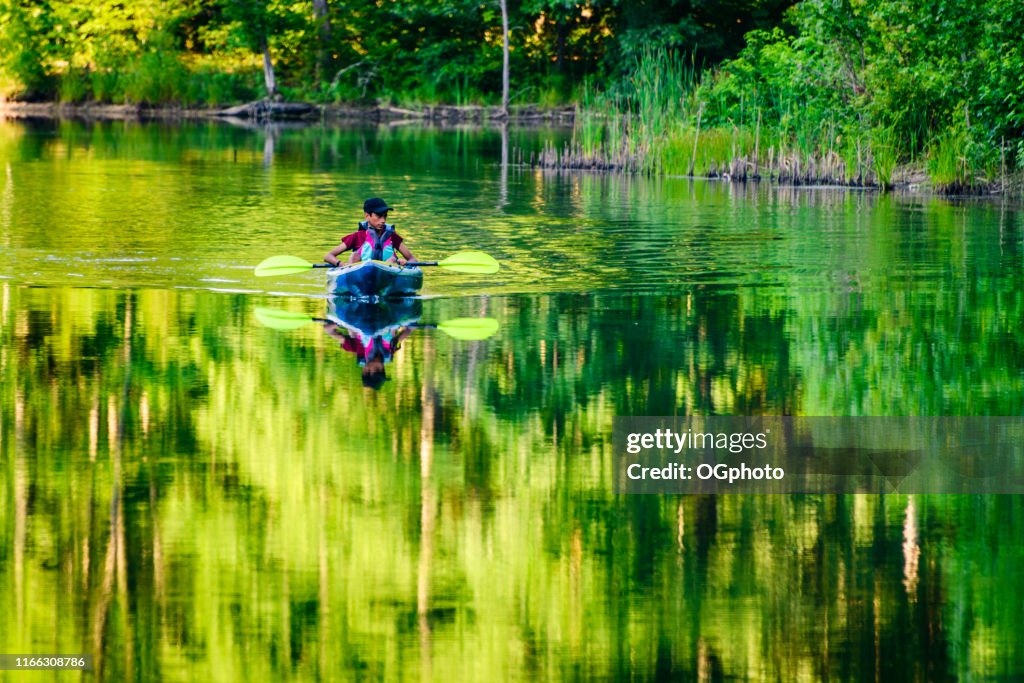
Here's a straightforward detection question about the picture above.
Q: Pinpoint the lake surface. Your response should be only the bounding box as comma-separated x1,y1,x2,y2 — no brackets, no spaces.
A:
1,118,1023,681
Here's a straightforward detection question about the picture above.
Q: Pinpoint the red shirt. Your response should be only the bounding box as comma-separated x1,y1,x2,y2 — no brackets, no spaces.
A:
341,336,367,357
341,227,404,253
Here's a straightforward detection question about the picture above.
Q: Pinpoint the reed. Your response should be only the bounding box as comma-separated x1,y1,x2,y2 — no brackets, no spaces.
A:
122,50,190,104
928,129,972,193
573,80,605,160
870,126,898,190
530,47,1003,192
58,69,90,103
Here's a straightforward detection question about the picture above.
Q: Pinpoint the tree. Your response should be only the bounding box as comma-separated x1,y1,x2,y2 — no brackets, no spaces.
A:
0,0,55,98
499,0,509,115
312,0,332,85
220,0,286,97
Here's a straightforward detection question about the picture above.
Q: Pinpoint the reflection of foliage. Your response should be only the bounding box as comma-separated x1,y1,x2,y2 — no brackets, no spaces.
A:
3,268,1024,678
3,125,1024,678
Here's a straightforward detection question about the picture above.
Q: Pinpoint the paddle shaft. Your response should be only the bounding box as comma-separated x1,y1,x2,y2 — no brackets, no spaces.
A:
318,317,436,331
323,260,440,269
317,262,428,272
318,261,420,268
254,306,497,339
256,251,498,277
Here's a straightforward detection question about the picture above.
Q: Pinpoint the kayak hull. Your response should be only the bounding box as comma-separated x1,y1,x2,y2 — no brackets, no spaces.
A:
327,260,423,299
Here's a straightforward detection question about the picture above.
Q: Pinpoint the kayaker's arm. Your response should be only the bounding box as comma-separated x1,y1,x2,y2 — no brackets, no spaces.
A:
396,242,415,265
394,327,414,347
321,321,351,343
324,242,351,267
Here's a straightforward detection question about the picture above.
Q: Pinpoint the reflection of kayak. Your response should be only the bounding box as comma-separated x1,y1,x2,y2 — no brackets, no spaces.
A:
326,297,423,337
327,260,423,298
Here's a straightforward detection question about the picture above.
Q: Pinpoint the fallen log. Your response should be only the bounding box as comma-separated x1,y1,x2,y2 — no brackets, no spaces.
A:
215,100,319,120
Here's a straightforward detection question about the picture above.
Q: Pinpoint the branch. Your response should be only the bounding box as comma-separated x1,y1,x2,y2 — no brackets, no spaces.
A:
330,61,366,89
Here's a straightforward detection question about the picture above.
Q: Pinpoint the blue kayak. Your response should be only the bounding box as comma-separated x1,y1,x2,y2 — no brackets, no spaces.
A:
326,260,423,299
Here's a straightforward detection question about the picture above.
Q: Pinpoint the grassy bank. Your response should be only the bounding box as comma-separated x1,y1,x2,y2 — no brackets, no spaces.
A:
533,48,1021,195
537,114,1019,194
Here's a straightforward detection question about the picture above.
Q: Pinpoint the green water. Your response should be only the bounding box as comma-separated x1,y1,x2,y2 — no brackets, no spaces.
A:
1,119,1023,681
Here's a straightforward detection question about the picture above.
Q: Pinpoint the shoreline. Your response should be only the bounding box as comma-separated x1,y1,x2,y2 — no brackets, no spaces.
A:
530,140,1020,197
2,100,1018,197
0,100,576,125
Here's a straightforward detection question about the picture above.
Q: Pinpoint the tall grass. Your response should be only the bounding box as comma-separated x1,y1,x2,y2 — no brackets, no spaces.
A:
57,69,90,103
928,129,973,193
122,50,190,104
537,47,1005,193
870,126,899,190
573,80,605,158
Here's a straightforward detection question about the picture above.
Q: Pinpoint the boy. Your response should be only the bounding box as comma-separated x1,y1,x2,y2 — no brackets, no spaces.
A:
324,197,416,267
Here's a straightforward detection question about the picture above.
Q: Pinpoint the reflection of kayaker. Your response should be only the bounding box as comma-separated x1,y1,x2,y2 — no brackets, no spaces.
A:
255,301,498,343
253,300,498,388
322,298,422,389
322,322,412,389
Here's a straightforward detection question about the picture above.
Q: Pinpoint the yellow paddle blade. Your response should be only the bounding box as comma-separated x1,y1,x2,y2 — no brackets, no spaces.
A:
436,317,500,341
437,251,500,274
254,307,316,330
254,255,315,277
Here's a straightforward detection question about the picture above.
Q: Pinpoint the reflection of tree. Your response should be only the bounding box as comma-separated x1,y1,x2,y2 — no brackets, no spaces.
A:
2,282,1024,680
418,336,436,681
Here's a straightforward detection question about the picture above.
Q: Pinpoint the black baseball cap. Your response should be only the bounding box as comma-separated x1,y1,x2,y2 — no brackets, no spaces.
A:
363,197,392,214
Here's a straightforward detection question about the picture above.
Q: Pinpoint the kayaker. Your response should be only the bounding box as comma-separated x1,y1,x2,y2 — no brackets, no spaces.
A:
324,197,417,267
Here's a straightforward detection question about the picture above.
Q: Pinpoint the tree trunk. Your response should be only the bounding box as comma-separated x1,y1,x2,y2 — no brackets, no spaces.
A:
555,17,567,74
499,0,509,117
312,0,332,83
497,123,509,209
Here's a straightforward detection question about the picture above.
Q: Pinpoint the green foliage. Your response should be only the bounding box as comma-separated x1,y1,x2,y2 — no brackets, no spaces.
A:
761,0,1020,180
561,0,1023,188
532,81,570,108
606,0,792,77
122,42,190,104
0,0,1021,191
90,68,121,102
928,126,973,192
870,126,898,190
0,0,793,107
186,67,260,106
0,1,55,98
57,68,89,103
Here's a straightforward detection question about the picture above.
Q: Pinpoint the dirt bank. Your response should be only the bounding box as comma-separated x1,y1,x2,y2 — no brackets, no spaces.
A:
0,100,575,124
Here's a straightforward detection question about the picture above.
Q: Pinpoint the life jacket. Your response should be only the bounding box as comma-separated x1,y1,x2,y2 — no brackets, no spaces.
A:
357,333,395,366
356,221,397,262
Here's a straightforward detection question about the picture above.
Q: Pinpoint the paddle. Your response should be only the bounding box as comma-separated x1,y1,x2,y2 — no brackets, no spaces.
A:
404,251,500,274
254,251,500,277
254,255,332,277
253,307,500,341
